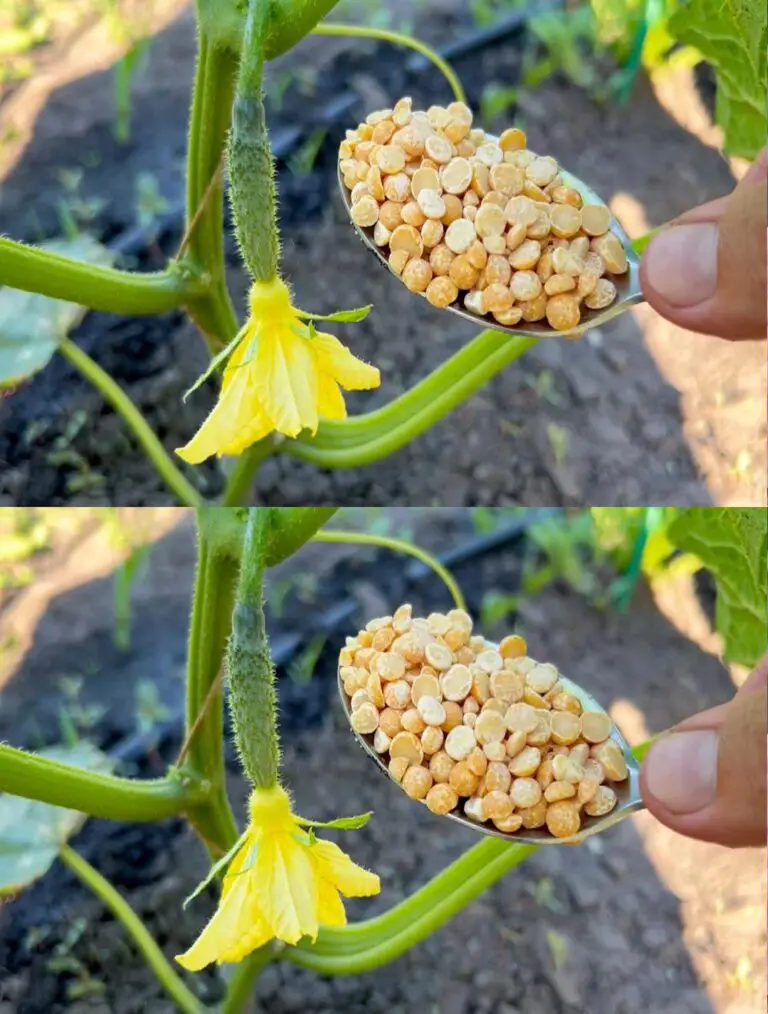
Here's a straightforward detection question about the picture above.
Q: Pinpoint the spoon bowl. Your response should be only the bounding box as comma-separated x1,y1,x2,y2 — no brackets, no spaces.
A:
338,154,644,340
338,654,644,846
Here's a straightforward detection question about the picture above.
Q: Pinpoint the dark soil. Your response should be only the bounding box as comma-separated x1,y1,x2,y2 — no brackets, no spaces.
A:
1,509,765,1013
0,6,763,507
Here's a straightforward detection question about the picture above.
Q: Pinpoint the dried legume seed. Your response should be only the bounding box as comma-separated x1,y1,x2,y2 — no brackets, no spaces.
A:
445,724,477,760
584,784,618,817
585,278,618,310
593,740,628,781
580,711,612,744
510,777,543,808
421,725,445,756
546,800,581,838
426,783,459,815
449,759,481,796
351,702,380,734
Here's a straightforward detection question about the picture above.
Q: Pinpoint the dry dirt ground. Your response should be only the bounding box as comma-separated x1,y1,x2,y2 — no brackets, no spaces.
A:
0,4,765,506
0,508,765,1014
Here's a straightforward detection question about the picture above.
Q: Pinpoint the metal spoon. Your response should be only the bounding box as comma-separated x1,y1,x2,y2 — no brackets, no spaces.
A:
338,156,644,340
338,655,645,846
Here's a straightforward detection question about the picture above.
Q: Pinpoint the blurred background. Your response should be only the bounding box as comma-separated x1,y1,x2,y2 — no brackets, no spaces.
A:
0,0,766,508
0,506,765,1013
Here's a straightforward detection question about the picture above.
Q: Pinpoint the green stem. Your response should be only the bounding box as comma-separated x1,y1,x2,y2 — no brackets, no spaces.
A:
312,530,465,610
58,338,203,508
220,437,276,506
285,331,538,467
182,521,240,855
0,237,205,315
632,226,664,255
221,943,277,1014
312,23,466,103
60,845,205,1014
0,743,204,821
184,33,240,352
289,840,534,974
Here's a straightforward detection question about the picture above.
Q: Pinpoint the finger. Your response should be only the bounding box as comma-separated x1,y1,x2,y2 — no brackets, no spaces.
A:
640,157,767,341
640,658,767,847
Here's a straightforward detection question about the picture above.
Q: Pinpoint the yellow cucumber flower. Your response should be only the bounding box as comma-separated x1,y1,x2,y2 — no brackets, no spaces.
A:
176,277,380,463
176,784,380,969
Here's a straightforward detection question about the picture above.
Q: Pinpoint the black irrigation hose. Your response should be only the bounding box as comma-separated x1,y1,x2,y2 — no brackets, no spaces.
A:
110,598,357,766
405,508,562,582
404,0,563,74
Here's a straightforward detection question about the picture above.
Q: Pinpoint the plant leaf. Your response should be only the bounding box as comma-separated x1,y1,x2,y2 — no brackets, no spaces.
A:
0,741,113,897
297,811,373,831
667,508,767,667
182,327,246,402
0,235,114,389
182,829,248,909
668,0,767,159
296,305,373,324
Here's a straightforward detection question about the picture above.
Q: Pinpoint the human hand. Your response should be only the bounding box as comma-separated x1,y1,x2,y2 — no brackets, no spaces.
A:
640,655,767,847
639,149,767,341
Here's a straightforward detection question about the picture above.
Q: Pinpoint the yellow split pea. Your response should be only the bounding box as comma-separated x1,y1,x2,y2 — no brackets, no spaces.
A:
340,603,629,839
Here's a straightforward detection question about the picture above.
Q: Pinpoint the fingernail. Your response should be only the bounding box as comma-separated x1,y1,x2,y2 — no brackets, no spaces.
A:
645,223,718,306
644,730,719,814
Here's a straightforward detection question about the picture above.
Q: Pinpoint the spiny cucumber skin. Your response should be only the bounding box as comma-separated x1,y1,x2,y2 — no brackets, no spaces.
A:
228,93,280,283
227,599,280,789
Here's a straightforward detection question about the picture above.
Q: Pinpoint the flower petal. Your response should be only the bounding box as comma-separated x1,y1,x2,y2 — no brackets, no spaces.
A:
252,322,318,437
176,337,271,463
316,372,347,422
311,331,380,391
310,839,381,898
316,878,347,928
176,843,260,970
253,832,320,944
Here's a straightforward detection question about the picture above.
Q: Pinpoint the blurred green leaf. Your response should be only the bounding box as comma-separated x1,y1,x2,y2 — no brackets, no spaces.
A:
667,508,767,666
668,0,767,158
480,590,520,630
0,741,113,897
0,235,113,389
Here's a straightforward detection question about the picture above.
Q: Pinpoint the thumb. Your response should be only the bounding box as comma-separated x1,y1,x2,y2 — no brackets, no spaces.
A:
639,655,767,847
639,149,767,341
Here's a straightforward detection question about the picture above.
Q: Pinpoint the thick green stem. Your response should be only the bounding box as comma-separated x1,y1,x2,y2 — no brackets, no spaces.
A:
219,437,275,506
60,845,205,1014
227,507,280,788
184,33,240,351
285,331,538,467
0,238,204,315
59,338,203,508
287,839,535,974
221,943,278,1014
228,0,280,282
183,521,240,855
0,743,204,821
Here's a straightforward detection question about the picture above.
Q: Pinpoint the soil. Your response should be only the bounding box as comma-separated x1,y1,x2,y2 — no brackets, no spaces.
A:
0,508,765,1014
0,5,765,507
